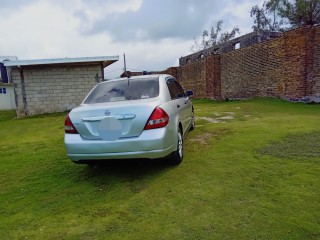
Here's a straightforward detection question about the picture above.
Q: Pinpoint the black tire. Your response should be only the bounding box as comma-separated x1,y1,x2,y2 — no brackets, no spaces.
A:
189,109,195,131
169,128,183,165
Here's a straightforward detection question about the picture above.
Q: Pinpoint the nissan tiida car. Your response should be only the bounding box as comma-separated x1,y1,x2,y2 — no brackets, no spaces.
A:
64,74,194,165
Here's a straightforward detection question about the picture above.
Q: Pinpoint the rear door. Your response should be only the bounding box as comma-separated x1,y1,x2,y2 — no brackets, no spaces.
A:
173,80,192,132
166,78,192,135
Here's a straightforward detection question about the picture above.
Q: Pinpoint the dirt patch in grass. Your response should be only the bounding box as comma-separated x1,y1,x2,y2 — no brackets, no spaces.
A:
196,117,223,123
189,128,232,145
217,115,234,120
190,132,214,145
259,131,320,159
196,112,235,124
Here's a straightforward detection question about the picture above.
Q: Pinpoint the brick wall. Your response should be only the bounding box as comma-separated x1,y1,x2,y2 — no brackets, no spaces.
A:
177,60,207,98
175,55,221,98
206,55,221,99
175,26,320,102
308,27,320,98
282,27,308,99
221,36,286,99
11,64,102,117
156,67,179,79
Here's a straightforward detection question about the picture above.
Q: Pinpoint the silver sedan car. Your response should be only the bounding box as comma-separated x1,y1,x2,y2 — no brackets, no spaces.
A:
64,74,194,165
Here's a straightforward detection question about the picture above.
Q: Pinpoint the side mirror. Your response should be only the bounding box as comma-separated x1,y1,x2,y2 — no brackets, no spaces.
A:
186,90,193,97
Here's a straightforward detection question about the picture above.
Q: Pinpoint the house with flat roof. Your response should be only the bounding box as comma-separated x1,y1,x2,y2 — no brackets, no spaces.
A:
3,56,119,117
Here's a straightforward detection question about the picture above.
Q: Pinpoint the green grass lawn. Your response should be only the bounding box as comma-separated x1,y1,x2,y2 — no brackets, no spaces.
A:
0,98,319,240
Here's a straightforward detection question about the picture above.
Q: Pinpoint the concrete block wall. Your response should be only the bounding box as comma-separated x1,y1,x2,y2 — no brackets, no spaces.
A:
11,64,102,117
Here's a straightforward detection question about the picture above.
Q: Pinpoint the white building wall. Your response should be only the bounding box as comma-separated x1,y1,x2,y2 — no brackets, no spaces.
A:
0,84,16,110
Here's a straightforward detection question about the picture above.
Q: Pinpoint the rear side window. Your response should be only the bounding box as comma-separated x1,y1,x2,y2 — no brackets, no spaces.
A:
166,79,185,99
84,78,159,104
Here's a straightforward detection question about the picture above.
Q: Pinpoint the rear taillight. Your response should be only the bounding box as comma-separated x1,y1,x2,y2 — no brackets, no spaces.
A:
144,107,169,130
64,114,78,134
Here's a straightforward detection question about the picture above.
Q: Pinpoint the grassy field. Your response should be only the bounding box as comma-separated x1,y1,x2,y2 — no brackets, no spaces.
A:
0,98,319,239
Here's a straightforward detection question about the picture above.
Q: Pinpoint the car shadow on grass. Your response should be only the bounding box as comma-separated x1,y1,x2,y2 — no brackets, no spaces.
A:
70,158,175,184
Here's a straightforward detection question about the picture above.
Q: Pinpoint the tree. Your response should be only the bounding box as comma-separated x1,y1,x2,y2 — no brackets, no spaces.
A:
191,20,240,52
279,0,320,27
250,0,285,31
251,0,320,31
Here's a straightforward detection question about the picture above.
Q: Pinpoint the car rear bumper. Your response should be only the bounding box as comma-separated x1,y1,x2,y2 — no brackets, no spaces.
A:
64,127,176,161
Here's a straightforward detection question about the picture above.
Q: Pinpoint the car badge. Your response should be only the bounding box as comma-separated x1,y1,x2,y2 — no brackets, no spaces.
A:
104,110,111,116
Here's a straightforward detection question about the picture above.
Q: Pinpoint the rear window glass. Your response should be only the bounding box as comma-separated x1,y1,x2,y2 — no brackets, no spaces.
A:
84,77,159,104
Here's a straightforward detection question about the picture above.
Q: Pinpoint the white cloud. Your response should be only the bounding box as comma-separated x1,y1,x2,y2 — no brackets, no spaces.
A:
104,38,193,78
223,0,265,34
202,0,265,35
0,1,115,59
0,0,267,79
72,0,143,32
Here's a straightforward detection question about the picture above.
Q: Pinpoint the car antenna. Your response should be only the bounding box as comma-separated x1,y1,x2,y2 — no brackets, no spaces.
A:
123,53,130,85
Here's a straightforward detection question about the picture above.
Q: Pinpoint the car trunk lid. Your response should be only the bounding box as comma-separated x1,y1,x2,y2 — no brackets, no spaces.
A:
68,100,159,140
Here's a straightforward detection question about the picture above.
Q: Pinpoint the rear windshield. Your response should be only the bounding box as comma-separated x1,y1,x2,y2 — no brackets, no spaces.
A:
84,77,159,104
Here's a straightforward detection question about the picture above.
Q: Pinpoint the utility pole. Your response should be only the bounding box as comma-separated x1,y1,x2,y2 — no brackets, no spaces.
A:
123,53,127,77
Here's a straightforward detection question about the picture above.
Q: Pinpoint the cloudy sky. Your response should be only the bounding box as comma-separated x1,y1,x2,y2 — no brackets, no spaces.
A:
0,0,264,78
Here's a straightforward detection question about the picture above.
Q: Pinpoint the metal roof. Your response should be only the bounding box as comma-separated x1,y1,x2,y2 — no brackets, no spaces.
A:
4,56,119,68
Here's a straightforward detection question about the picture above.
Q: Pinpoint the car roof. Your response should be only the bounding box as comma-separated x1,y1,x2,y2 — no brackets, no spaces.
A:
104,74,172,83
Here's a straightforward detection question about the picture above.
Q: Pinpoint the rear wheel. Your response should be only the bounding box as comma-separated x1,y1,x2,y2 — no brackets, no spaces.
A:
169,128,183,165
